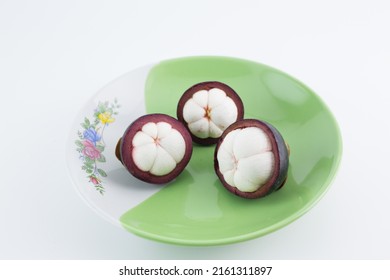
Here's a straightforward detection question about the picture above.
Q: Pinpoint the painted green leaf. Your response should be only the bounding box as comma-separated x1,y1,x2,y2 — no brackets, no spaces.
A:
86,169,93,174
96,185,105,195
98,104,106,113
96,145,105,152
97,169,107,177
84,117,90,126
75,140,83,147
97,155,106,162
84,157,94,165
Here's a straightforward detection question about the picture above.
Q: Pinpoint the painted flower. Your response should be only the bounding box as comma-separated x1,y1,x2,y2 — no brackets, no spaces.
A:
98,111,115,124
83,128,101,145
77,99,120,194
89,175,101,185
82,139,101,160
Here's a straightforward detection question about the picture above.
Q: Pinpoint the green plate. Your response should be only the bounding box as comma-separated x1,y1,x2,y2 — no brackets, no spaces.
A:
119,56,342,245
68,56,342,246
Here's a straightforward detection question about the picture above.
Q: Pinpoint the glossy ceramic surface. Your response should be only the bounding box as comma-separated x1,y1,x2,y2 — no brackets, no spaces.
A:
68,56,342,246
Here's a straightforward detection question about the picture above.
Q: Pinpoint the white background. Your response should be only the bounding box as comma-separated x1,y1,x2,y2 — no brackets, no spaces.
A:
1,0,389,259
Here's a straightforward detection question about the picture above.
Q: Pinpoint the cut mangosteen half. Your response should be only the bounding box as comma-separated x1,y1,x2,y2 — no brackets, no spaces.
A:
214,119,289,199
177,81,244,145
118,114,193,184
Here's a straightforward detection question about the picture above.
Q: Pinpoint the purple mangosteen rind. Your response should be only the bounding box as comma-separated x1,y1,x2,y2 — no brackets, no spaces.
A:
265,121,289,192
119,113,193,184
115,137,122,163
177,81,244,145
214,119,289,199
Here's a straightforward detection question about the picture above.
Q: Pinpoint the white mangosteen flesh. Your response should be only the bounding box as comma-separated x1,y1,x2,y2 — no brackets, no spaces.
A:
216,127,275,192
132,121,186,176
182,88,238,139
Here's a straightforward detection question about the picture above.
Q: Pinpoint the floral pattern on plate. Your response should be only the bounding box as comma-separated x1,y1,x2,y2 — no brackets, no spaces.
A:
75,99,120,194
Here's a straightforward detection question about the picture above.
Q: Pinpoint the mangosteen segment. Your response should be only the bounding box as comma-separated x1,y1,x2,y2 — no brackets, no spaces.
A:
214,119,289,199
177,81,244,145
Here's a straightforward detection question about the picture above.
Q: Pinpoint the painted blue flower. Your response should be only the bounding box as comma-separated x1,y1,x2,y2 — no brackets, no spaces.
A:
83,128,101,145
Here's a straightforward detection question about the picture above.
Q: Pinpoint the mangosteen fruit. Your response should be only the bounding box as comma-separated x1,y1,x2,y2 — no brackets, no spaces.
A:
118,114,193,184
177,81,244,145
214,119,289,199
